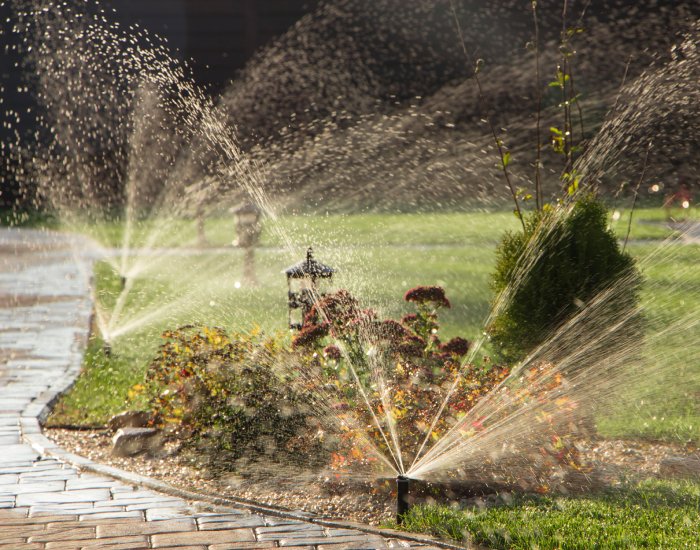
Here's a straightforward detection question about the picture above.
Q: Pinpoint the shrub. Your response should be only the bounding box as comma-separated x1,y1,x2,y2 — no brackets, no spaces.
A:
488,193,643,364
145,325,320,469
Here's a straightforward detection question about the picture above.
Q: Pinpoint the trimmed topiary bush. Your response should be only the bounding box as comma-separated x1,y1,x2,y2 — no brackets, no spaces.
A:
488,193,643,364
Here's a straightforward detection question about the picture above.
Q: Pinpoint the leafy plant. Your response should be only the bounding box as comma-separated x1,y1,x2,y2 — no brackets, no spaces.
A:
144,325,319,469
488,193,643,364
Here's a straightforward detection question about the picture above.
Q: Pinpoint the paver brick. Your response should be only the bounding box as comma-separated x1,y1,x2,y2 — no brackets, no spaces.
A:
96,518,196,538
47,518,143,528
145,508,191,521
209,544,278,550
0,524,47,537
0,481,65,494
0,473,20,484
0,514,77,525
28,527,95,543
0,506,28,518
152,528,256,547
199,518,265,530
125,500,188,511
78,511,144,521
30,506,122,516
0,543,45,549
257,530,324,541
95,497,181,507
20,471,79,481
17,488,110,505
45,535,148,549
255,524,322,534
195,513,249,524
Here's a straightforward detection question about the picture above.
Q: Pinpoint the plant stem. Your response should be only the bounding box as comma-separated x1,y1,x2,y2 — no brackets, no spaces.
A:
611,55,634,122
608,55,635,200
533,1,542,211
564,57,585,148
449,0,525,232
560,67,571,177
623,144,651,252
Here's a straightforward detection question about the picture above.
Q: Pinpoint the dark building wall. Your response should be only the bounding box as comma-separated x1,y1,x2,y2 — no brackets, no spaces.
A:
1,0,316,204
102,0,188,59
184,0,318,92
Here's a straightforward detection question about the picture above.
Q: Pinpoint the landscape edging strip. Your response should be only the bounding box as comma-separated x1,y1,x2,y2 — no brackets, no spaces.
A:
23,424,468,550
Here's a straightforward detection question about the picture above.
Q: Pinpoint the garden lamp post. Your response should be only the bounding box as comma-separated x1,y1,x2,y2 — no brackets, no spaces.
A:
282,247,335,330
232,202,263,286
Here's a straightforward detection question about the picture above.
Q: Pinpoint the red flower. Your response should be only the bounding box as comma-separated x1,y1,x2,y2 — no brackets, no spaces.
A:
439,337,471,358
291,323,330,349
404,286,451,309
401,313,418,327
324,345,342,360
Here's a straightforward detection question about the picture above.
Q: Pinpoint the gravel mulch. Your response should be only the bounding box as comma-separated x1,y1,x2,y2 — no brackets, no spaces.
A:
44,428,395,525
43,428,699,526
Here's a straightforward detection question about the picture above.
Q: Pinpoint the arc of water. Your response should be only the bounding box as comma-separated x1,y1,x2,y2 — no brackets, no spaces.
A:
409,274,645,478
312,299,405,475
281,345,400,476
408,208,564,473
356,326,406,474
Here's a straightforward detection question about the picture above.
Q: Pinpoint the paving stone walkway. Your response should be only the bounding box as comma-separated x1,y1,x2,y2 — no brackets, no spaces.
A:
0,228,448,550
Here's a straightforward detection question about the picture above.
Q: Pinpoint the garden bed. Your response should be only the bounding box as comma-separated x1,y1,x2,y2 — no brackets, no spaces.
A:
43,427,698,527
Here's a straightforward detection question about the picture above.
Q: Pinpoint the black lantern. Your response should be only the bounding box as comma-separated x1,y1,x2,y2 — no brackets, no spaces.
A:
231,202,263,286
282,248,335,330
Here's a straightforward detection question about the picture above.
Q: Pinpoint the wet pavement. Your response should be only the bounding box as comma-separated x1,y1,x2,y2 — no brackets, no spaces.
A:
0,227,448,550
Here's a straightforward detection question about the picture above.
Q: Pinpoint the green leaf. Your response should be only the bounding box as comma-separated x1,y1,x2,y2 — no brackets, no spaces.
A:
503,152,512,167
549,81,561,88
550,127,563,136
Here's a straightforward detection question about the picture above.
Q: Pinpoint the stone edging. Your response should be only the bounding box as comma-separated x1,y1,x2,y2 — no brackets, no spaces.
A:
19,325,474,550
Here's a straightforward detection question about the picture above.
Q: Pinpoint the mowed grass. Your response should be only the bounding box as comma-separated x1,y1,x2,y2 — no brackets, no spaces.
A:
390,478,700,549
46,206,700,437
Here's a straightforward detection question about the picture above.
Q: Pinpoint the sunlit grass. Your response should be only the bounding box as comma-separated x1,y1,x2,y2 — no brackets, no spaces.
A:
46,209,700,440
388,478,700,549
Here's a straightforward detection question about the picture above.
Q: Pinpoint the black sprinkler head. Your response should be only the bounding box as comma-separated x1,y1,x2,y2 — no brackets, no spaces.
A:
396,475,410,525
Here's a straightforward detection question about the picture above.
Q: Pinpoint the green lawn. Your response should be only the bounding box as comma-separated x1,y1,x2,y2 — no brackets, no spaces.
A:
390,478,700,549
46,206,700,437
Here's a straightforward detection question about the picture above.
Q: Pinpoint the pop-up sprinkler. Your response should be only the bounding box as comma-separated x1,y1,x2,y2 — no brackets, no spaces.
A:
396,475,410,524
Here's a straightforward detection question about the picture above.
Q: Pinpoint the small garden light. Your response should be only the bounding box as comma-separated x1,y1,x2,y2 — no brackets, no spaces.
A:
283,247,335,330
231,202,263,286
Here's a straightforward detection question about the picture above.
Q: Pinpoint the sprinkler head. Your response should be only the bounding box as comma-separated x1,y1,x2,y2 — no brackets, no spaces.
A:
120,276,127,291
396,475,409,525
103,341,111,358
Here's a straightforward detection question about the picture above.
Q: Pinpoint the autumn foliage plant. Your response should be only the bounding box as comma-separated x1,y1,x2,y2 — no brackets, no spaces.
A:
144,325,321,469
143,287,587,486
